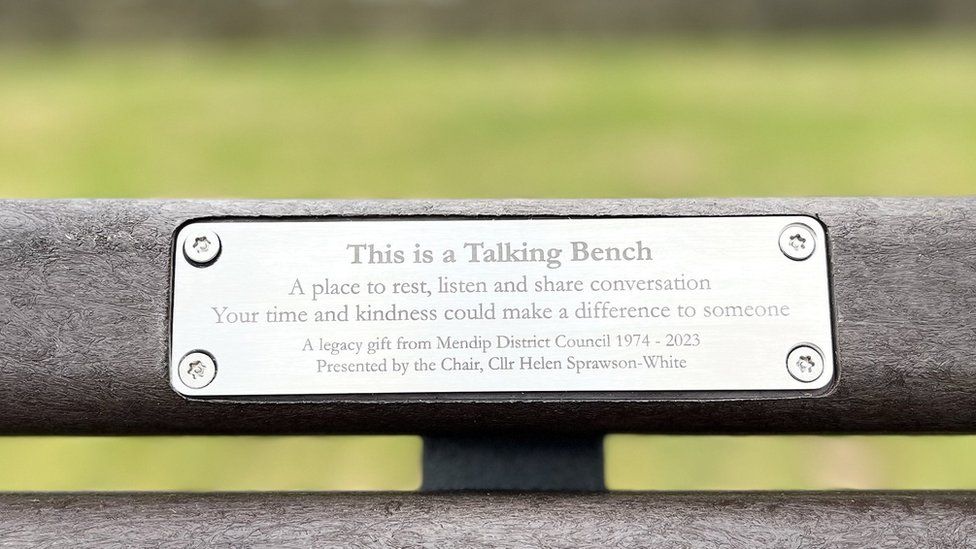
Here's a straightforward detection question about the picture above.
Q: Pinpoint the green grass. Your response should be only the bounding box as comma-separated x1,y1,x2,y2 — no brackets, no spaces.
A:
0,437,421,491
606,436,976,490
1,34,975,490
1,35,974,199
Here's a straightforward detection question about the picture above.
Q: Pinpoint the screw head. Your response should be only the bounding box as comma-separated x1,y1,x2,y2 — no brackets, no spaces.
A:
786,344,824,383
178,351,217,389
778,223,816,261
183,230,221,266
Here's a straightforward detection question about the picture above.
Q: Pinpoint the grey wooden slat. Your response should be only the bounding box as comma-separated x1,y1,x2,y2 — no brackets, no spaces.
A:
0,198,974,434
0,492,973,547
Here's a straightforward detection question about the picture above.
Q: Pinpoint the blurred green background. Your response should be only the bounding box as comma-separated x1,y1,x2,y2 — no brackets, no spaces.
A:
3,37,975,198
1,0,975,491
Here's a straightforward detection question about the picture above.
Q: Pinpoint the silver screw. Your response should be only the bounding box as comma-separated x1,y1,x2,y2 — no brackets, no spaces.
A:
178,351,217,389
786,344,824,383
778,223,816,261
183,230,221,266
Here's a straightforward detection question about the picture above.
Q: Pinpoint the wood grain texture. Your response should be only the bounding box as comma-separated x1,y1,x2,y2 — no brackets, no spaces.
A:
0,492,973,547
0,198,974,434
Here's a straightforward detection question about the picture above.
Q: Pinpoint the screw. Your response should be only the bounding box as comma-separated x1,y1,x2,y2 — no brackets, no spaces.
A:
178,351,217,389
183,229,221,266
778,223,816,261
786,344,824,383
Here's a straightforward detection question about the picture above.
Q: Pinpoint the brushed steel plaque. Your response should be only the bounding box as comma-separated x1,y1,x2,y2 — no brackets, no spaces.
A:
170,216,835,397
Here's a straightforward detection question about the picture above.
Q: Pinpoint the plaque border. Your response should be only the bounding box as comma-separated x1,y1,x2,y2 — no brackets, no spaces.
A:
168,214,838,404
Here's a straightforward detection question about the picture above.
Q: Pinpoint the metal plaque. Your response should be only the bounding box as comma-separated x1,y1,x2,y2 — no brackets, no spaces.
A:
170,216,835,397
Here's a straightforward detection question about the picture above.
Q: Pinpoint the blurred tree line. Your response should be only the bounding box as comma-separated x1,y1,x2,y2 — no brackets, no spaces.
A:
1,0,974,42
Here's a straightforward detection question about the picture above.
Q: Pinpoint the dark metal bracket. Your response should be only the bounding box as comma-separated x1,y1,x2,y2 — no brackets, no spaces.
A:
422,435,605,491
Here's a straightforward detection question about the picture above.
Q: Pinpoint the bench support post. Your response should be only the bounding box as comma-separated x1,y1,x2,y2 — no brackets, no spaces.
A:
422,435,605,491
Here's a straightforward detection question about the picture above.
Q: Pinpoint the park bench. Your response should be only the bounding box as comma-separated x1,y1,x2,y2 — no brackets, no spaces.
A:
0,198,974,546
